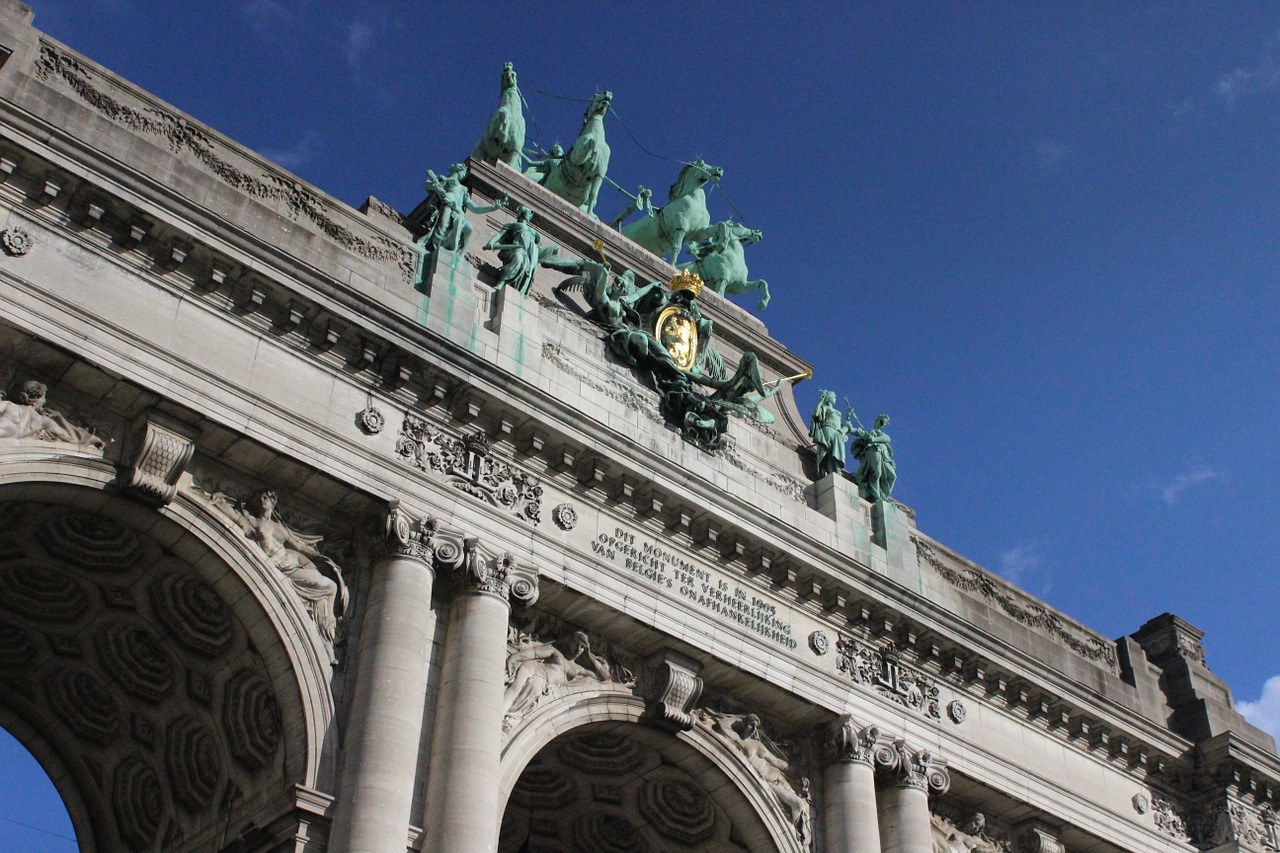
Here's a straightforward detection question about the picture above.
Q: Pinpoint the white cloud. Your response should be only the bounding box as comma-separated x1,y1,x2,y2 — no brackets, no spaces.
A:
261,130,323,171
1160,466,1224,506
243,0,296,41
1239,676,1280,745
343,21,377,70
1216,59,1280,108
998,544,1041,586
1033,140,1070,171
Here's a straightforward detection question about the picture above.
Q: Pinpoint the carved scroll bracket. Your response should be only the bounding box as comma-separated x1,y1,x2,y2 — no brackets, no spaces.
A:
876,738,950,794
640,650,704,732
829,714,882,766
120,411,197,507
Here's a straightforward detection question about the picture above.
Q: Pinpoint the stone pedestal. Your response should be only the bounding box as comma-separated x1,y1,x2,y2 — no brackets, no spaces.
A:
823,759,881,853
877,782,932,853
420,586,512,853
328,550,436,853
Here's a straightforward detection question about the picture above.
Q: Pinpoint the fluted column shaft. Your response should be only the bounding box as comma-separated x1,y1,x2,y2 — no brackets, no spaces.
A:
420,586,511,853
824,758,882,852
329,550,436,853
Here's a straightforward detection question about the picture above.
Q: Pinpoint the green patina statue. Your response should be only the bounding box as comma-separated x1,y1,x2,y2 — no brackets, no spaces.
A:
483,204,541,294
616,159,723,264
471,62,526,170
680,220,771,311
416,163,508,279
540,252,774,450
851,413,896,502
523,144,563,183
537,91,612,217
808,390,853,478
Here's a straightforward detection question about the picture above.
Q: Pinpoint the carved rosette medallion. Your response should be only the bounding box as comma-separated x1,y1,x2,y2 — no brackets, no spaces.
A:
396,416,542,524
835,635,942,720
552,503,578,530
947,700,967,724
357,401,385,435
808,630,830,656
1,225,33,256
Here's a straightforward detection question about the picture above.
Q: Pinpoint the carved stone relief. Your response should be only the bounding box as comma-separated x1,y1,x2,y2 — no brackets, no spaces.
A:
834,635,942,720
504,612,635,734
1,224,33,255
931,810,1010,853
121,412,196,506
397,416,543,525
915,538,1118,672
35,43,418,283
0,379,106,450
694,707,812,848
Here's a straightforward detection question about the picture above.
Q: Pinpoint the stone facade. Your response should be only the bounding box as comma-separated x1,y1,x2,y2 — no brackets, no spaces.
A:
0,4,1276,852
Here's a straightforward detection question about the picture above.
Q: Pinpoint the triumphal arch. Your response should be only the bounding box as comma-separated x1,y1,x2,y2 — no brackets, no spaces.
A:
0,5,1276,852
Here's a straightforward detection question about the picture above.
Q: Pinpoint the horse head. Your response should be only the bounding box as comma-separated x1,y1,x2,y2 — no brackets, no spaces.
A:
584,91,613,124
670,159,723,200
500,62,518,92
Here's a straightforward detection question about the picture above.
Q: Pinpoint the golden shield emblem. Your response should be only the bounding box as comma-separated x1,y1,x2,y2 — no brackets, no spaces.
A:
655,305,699,371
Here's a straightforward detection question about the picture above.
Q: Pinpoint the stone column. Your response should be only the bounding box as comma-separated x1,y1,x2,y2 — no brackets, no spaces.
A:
877,740,949,853
329,504,438,853
822,716,883,853
421,542,539,853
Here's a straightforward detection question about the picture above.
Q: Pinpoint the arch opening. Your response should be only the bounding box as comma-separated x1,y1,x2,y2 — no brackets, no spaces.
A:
0,474,332,852
499,719,784,853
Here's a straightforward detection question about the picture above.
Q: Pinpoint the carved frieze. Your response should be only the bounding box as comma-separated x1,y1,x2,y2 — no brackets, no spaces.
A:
396,416,543,525
35,43,418,283
835,635,942,720
915,538,1118,672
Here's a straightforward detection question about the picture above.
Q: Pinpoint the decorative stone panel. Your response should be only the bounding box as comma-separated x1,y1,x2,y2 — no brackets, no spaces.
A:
42,512,142,572
46,668,120,745
150,573,233,658
638,778,716,844
112,755,164,850
221,667,282,770
95,624,174,704
0,562,89,622
165,715,223,812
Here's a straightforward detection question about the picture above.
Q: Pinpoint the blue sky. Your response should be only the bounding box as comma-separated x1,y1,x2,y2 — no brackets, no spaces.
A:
5,0,1280,844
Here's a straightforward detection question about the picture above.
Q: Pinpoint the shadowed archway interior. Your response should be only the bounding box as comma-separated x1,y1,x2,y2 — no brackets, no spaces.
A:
499,720,782,853
0,493,299,852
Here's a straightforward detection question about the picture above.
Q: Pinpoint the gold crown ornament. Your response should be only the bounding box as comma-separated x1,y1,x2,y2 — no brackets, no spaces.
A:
667,269,704,297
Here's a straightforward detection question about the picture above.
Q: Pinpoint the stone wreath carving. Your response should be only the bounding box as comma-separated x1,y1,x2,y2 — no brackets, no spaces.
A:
396,416,543,524
835,635,941,720
694,708,812,848
1,225,32,256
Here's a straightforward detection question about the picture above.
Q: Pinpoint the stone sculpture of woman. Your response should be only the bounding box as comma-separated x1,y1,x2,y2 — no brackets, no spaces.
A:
483,204,541,294
0,380,105,449
503,630,612,726
212,489,348,663
808,390,852,478
850,413,896,502
699,710,812,846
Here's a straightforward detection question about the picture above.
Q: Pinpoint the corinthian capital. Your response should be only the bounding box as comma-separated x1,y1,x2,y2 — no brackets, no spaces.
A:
831,715,881,765
384,500,437,562
877,739,950,794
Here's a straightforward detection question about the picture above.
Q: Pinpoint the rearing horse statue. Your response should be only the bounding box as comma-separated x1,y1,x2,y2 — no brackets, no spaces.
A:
680,220,771,311
471,62,526,170
540,91,612,217
615,159,724,265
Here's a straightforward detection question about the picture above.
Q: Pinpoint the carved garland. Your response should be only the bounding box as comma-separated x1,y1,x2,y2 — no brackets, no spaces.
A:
915,539,1118,671
395,415,543,525
34,44,418,284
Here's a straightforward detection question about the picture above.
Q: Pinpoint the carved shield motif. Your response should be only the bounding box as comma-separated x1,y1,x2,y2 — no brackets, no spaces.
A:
655,305,699,371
